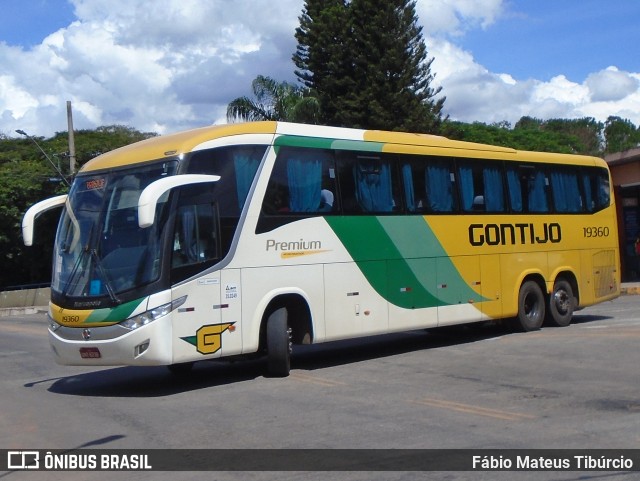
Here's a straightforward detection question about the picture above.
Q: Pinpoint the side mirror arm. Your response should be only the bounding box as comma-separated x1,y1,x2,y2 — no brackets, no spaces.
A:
138,174,220,228
22,195,68,246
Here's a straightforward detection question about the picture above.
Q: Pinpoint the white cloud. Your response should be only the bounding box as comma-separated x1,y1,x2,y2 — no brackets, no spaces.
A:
585,66,639,102
0,0,302,137
417,0,504,36
431,37,640,126
0,0,639,138
0,75,39,118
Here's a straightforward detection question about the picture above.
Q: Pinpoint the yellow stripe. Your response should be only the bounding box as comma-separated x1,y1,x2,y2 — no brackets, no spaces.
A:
49,302,95,325
290,372,346,387
81,122,277,172
281,249,331,259
410,397,535,421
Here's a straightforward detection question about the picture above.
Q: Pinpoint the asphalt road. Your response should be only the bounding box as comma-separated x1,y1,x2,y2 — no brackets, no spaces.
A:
1,296,639,481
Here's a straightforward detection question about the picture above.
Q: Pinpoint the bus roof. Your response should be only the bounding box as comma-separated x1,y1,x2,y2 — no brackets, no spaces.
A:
79,121,607,173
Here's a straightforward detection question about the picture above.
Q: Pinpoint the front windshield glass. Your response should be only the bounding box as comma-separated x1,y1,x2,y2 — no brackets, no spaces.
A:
52,161,177,299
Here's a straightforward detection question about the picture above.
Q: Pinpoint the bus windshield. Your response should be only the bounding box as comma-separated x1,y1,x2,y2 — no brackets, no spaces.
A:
52,161,177,299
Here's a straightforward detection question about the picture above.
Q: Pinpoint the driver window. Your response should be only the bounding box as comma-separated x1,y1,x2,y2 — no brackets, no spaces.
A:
172,203,220,269
170,183,223,283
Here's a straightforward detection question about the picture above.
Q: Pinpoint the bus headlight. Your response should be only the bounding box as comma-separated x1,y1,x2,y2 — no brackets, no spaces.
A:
121,296,187,331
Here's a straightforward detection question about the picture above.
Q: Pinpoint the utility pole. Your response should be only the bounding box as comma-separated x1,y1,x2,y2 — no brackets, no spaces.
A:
67,101,76,176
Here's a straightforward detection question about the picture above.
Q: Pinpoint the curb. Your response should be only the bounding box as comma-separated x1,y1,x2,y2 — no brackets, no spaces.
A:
0,306,48,317
621,285,640,296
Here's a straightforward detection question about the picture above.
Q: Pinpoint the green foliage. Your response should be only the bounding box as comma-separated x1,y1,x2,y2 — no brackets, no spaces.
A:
0,125,156,288
46,125,157,170
293,0,444,132
226,75,320,123
442,116,617,156
0,157,62,288
604,116,640,153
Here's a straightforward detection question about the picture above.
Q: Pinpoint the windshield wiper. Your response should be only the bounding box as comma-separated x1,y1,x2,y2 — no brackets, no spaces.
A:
90,248,121,305
60,224,120,305
61,245,90,299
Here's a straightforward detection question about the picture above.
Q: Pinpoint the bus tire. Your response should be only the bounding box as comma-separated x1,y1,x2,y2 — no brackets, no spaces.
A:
513,280,545,332
266,307,291,377
546,279,574,327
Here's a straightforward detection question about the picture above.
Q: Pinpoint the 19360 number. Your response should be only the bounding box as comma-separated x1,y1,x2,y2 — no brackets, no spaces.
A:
583,226,609,238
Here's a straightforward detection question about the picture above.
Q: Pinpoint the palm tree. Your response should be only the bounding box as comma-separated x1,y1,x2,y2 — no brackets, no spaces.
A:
227,75,320,123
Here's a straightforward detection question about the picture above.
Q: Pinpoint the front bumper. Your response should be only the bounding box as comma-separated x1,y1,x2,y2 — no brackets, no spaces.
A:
48,314,173,366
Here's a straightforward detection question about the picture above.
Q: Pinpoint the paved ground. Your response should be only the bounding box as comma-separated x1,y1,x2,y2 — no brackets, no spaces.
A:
1,295,639,480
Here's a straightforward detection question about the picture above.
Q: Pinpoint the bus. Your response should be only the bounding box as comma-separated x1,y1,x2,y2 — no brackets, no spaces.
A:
22,121,620,376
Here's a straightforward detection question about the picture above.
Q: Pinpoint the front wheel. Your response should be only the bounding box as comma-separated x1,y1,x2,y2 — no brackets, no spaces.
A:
512,280,545,332
546,279,575,327
266,307,292,377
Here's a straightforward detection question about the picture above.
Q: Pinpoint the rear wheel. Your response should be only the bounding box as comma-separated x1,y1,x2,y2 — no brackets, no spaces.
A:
512,280,545,332
266,308,291,377
546,279,574,327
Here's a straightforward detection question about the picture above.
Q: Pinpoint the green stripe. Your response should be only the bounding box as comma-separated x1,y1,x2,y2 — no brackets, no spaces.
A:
274,135,384,153
325,216,485,309
85,298,146,324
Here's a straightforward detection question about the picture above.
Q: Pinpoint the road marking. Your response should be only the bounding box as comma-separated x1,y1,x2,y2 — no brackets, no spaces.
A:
290,372,346,387
410,397,536,421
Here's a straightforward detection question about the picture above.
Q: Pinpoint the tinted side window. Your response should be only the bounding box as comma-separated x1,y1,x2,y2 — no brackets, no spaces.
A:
186,145,267,216
506,165,550,213
425,158,456,212
581,167,610,212
399,156,456,213
336,151,400,214
550,167,582,212
457,161,506,213
262,147,337,215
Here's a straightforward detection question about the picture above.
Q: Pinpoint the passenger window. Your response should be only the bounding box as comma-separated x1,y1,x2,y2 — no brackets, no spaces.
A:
458,161,505,213
425,158,456,212
399,159,425,213
400,156,456,213
187,145,267,215
550,168,582,212
262,147,337,214
507,165,550,213
336,151,399,213
581,168,610,212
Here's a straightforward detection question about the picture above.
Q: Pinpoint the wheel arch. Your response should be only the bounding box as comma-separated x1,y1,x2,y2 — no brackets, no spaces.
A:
550,269,580,307
510,270,547,314
257,289,314,352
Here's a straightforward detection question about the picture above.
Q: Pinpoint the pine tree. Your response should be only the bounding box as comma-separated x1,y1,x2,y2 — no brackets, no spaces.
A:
293,0,445,132
293,0,352,126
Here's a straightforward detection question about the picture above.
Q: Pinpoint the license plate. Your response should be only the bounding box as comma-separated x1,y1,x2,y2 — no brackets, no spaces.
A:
79,347,101,359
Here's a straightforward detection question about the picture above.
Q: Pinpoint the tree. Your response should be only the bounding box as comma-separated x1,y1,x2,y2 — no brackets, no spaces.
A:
293,0,445,132
604,116,640,153
45,125,157,170
442,116,608,155
0,125,157,288
293,0,353,126
226,75,320,123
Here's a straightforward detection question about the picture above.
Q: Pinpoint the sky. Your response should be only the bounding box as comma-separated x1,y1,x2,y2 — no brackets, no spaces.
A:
0,0,639,138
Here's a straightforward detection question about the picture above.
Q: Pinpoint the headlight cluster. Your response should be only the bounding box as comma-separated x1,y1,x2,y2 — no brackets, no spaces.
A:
121,296,187,331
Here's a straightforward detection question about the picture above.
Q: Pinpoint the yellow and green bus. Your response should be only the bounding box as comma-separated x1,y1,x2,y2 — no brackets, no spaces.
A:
23,121,620,376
